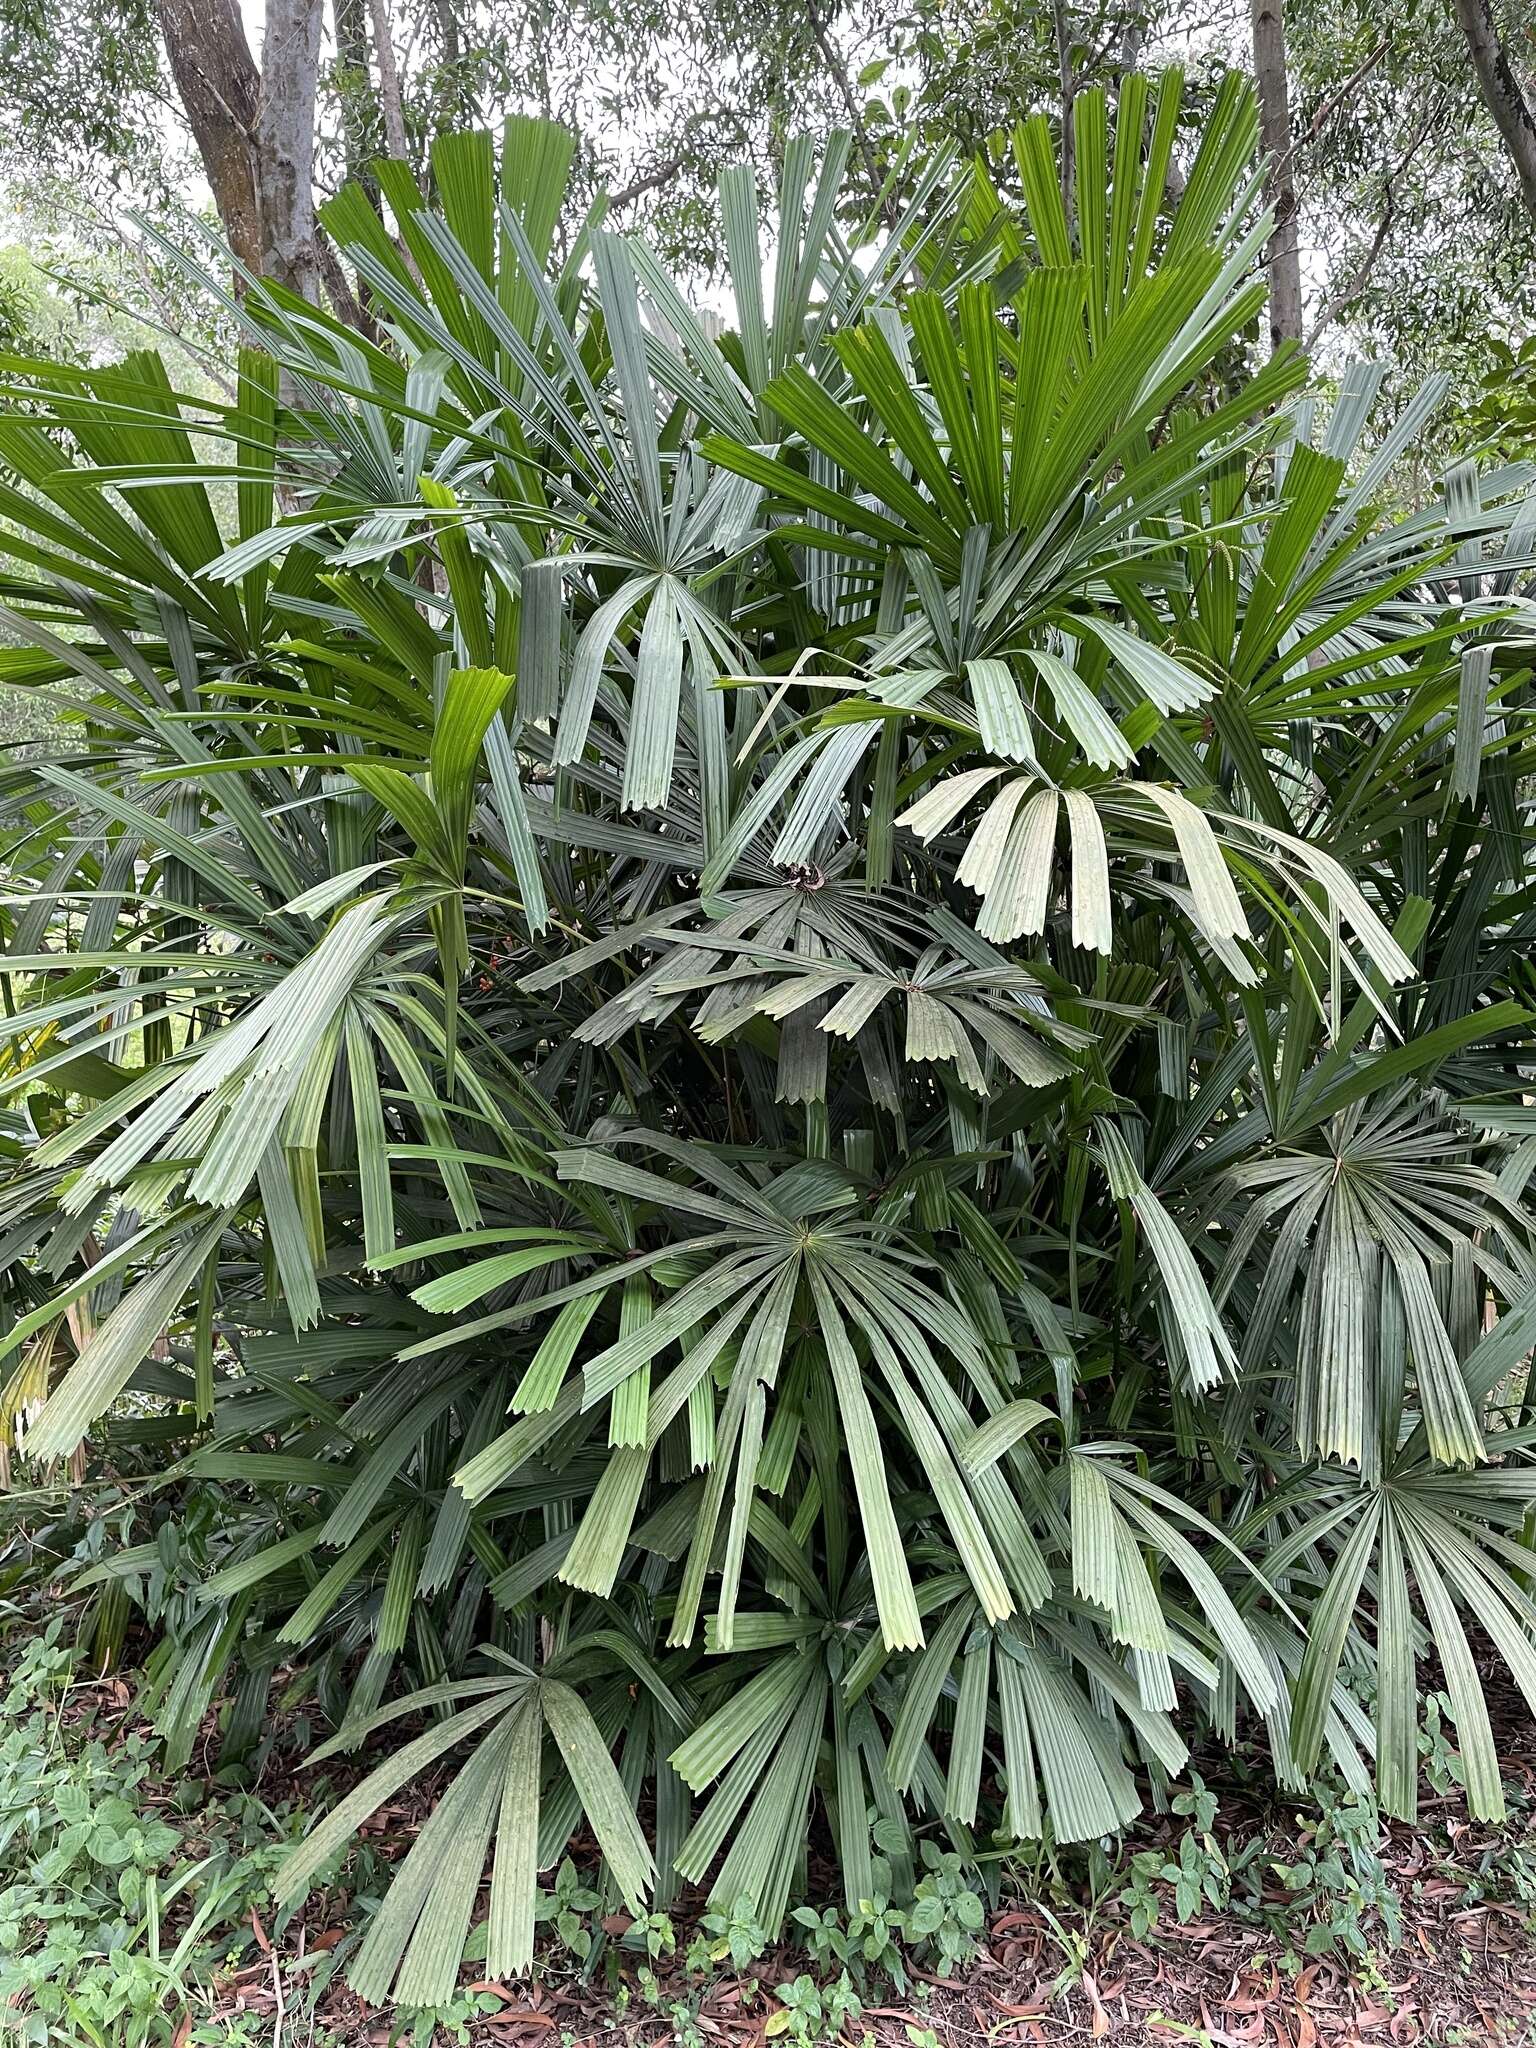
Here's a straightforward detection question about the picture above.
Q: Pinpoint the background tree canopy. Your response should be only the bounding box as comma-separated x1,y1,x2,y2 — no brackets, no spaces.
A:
0,0,1533,442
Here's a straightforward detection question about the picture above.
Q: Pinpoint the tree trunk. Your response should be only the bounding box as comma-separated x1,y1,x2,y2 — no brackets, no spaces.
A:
1250,0,1303,353
154,0,325,302
1053,0,1076,226
254,0,325,302
1453,0,1536,220
367,0,413,167
156,0,264,280
430,0,463,67
1118,10,1145,83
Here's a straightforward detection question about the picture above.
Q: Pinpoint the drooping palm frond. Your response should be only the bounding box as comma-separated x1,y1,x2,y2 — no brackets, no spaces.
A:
3,73,1536,2009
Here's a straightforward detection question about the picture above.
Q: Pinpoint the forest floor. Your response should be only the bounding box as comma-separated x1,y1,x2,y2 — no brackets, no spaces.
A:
7,1612,1536,2048
149,1690,1536,2048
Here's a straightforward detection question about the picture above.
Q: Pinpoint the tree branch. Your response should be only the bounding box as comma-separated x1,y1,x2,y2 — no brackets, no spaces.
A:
607,157,688,211
367,0,412,169
1305,105,1438,349
1453,0,1536,219
1283,38,1388,174
802,0,897,230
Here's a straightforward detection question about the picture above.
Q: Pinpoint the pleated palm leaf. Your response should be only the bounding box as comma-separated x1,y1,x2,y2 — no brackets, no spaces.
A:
3,71,1536,2010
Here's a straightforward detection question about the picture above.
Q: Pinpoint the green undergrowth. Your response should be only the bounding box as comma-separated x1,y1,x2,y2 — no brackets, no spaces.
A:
5,1525,1536,2048
0,1621,361,2047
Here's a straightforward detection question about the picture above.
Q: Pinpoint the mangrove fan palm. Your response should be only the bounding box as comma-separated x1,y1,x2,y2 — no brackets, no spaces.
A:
4,74,1536,2006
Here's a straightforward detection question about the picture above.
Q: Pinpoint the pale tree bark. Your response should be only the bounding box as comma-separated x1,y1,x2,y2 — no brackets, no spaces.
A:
154,0,326,303
1250,0,1303,353
254,0,325,302
1118,13,1145,78
1453,0,1536,220
367,0,413,168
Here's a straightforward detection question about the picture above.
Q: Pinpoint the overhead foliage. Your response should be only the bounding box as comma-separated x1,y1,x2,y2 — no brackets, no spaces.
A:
3,74,1536,2009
